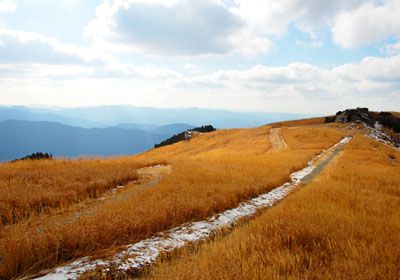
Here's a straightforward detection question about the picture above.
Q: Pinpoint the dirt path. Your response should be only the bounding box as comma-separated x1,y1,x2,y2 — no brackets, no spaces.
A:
30,137,352,280
269,128,287,152
67,164,172,223
99,164,171,202
12,165,171,240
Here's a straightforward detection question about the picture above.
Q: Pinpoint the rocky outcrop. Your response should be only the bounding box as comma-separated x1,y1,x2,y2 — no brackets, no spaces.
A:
325,108,400,148
325,108,400,133
325,108,373,125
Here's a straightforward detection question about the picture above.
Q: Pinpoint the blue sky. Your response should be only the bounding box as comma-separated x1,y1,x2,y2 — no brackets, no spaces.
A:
0,0,399,113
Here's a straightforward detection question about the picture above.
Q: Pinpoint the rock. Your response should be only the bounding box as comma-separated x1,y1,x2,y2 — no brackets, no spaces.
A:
325,107,374,126
325,108,400,132
325,107,400,148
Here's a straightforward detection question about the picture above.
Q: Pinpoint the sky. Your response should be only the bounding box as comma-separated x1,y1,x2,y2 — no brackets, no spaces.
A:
0,0,399,114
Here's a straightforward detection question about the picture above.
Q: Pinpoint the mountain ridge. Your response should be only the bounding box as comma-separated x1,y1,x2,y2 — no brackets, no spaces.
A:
0,119,167,162
0,105,312,128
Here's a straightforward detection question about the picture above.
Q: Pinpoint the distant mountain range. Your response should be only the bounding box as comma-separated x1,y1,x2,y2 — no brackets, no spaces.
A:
0,120,184,162
0,105,313,161
0,106,311,128
116,123,194,135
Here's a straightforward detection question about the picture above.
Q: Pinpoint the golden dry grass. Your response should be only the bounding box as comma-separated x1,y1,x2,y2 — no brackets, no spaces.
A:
147,135,400,279
271,116,326,128
0,125,345,279
0,158,154,226
136,126,272,160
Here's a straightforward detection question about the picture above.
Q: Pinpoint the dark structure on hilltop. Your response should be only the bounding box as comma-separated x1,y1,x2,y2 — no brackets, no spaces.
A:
12,152,53,162
325,108,400,133
155,125,216,148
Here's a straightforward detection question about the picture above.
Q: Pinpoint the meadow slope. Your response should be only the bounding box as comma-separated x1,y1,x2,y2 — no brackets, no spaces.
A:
0,123,346,279
0,159,152,226
148,135,400,279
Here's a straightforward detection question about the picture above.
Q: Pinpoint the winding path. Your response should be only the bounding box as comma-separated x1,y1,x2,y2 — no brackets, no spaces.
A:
28,137,351,280
269,128,288,152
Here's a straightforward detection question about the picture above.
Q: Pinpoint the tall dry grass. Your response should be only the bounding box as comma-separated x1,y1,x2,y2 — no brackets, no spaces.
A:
148,135,400,279
0,158,151,226
0,125,344,279
271,117,326,128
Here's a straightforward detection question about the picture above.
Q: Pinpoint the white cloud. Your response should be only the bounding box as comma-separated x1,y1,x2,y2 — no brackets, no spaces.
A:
332,0,400,48
1,55,399,112
0,0,16,13
0,0,399,113
0,28,106,64
230,0,367,46
178,55,400,102
89,0,361,57
86,0,272,57
183,63,203,74
383,41,400,56
84,0,374,57
332,55,400,83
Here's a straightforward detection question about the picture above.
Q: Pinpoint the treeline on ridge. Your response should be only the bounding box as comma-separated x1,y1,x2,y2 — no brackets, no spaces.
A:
11,152,53,162
155,125,216,148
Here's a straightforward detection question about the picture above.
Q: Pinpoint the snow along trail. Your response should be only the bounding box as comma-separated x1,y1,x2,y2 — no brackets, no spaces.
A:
29,136,352,280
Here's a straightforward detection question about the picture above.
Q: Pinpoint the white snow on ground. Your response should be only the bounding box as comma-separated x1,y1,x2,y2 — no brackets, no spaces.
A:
368,122,399,150
31,137,352,280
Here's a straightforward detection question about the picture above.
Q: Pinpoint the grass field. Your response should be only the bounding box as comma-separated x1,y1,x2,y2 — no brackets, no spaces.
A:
271,116,326,128
0,124,345,279
147,135,400,279
0,158,154,226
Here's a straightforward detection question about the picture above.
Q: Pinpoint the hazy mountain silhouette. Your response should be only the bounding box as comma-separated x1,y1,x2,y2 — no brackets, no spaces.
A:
0,106,312,161
0,106,311,128
0,120,167,162
0,107,103,127
117,123,194,135
54,106,311,128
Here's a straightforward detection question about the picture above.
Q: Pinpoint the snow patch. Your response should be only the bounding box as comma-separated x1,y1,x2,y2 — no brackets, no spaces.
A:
368,122,399,149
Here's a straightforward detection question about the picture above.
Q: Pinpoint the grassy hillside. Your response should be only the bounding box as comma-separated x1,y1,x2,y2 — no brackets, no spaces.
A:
0,115,398,279
148,136,400,279
0,158,155,226
0,123,344,279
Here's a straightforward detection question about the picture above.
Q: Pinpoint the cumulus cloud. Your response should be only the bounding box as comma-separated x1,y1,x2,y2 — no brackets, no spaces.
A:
229,0,367,50
86,0,268,57
332,55,400,83
85,0,375,57
0,28,105,64
1,53,399,112
332,0,400,48
115,0,244,55
231,0,365,34
85,0,285,57
1,0,399,113
177,55,400,101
